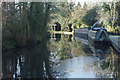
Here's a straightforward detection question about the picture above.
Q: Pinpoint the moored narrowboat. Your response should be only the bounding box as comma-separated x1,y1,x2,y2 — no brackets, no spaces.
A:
88,20,110,58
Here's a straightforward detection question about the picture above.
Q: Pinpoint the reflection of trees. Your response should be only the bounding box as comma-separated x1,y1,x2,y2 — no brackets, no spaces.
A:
2,2,53,78
48,34,93,59
49,34,120,79
71,41,92,57
99,47,120,79
59,37,72,60
22,44,51,78
2,51,17,79
2,42,52,78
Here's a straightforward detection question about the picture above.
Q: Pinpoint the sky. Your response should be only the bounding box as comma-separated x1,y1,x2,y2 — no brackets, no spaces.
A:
2,0,120,3
70,0,119,7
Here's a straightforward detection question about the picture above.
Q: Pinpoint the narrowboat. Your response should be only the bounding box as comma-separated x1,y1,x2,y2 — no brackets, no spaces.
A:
88,20,110,58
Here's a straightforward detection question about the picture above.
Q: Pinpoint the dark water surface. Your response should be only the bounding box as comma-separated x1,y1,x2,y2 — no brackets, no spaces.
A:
2,34,120,79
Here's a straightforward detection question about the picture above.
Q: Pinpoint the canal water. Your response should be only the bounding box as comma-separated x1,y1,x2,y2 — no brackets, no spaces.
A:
2,34,120,79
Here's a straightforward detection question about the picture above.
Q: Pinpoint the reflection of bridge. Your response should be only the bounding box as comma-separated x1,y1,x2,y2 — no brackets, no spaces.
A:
50,32,73,41
74,28,120,53
49,31,73,35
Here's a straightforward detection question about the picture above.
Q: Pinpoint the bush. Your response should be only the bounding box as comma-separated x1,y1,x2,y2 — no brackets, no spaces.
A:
72,19,77,23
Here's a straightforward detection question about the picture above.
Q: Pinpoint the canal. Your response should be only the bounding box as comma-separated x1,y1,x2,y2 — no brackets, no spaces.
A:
2,34,120,79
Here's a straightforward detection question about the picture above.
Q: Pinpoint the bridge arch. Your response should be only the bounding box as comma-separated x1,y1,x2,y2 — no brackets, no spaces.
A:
53,22,61,31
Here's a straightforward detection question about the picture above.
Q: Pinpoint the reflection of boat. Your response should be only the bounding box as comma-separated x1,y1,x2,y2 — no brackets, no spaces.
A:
88,20,110,58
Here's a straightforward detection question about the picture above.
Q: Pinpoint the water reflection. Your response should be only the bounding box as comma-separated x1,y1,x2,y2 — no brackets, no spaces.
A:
51,33,61,41
51,56,111,78
2,33,120,79
2,44,52,79
49,34,120,79
51,33,73,42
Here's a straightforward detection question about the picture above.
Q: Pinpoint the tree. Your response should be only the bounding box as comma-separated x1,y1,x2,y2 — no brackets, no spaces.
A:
48,2,75,31
82,7,98,26
2,2,52,49
83,2,87,11
101,2,119,34
101,3,110,12
115,2,120,33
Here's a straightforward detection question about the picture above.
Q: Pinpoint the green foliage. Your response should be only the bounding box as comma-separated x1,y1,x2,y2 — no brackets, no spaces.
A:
82,7,98,26
77,2,81,7
116,2,120,26
50,2,120,34
3,2,120,50
72,19,77,23
101,3,110,12
83,2,87,10
3,2,51,50
101,2,120,34
49,2,75,31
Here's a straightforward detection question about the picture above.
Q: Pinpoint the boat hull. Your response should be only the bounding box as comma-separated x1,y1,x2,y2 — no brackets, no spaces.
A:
88,28,110,58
